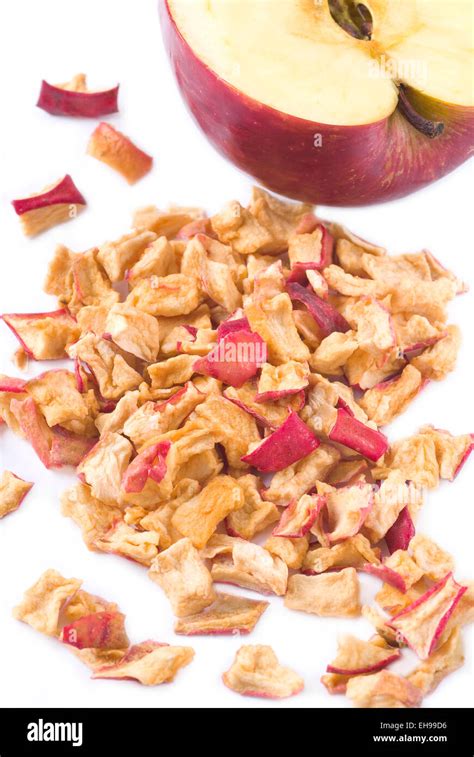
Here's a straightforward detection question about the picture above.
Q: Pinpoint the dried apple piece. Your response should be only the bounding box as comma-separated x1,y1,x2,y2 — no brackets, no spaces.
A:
226,474,279,539
211,541,288,596
171,475,243,549
363,474,421,544
12,175,86,236
37,74,119,117
194,330,266,387
264,535,309,570
0,471,33,518
326,634,400,678
148,538,215,617
68,334,143,400
94,522,159,566
60,611,129,650
358,365,423,426
323,483,373,543
1,309,80,360
273,494,324,538
303,534,379,574
92,641,194,685
245,293,310,364
242,412,319,472
87,122,152,184
256,360,309,401
287,282,350,337
263,443,340,506
411,325,461,381
328,407,388,462
346,670,423,708
420,425,474,481
222,645,304,699
385,506,416,554
388,574,467,659
285,568,361,618
310,330,358,374
174,593,268,636
13,569,82,637
98,229,157,282
410,535,455,582
122,441,171,493
224,381,302,429
191,394,260,469
61,482,122,550
127,273,201,317
407,627,464,696
78,432,133,505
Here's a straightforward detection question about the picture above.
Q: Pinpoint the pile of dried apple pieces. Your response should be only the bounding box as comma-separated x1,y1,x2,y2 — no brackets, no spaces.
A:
2,187,473,705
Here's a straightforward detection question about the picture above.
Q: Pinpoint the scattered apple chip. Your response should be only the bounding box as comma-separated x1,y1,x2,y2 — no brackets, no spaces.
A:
226,474,279,539
346,670,423,708
325,634,400,687
1,309,80,360
211,540,288,596
323,482,373,543
263,444,340,506
37,74,119,117
242,412,320,472
13,569,82,637
78,432,133,505
0,471,33,518
148,538,216,617
285,568,361,618
60,611,129,650
222,645,304,699
12,175,86,236
410,535,455,583
264,535,309,570
87,122,152,184
303,534,379,575
174,592,268,636
358,365,423,426
91,640,194,685
407,627,464,696
256,360,308,401
388,573,467,659
273,493,324,538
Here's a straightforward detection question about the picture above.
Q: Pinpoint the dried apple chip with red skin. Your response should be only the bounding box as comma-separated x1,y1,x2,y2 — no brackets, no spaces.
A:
148,538,216,617
359,564,407,593
346,670,423,709
11,397,93,469
287,282,350,337
222,645,304,699
60,611,129,650
1,309,80,360
91,641,194,685
87,122,152,184
265,535,309,571
385,506,416,554
326,459,369,488
419,425,474,481
285,569,361,618
323,483,373,544
224,381,302,430
328,407,388,463
310,330,358,375
358,365,423,426
122,441,171,494
255,360,309,401
0,471,33,518
193,330,266,388
0,375,27,393
382,550,424,592
216,314,251,340
411,324,461,381
273,494,325,538
191,394,260,470
388,574,467,660
174,593,268,636
326,634,400,677
364,475,421,545
37,75,119,117
263,443,340,507
11,175,86,236
242,412,319,473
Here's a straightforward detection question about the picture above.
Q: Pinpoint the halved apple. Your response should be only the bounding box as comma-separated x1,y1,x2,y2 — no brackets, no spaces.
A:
162,0,474,205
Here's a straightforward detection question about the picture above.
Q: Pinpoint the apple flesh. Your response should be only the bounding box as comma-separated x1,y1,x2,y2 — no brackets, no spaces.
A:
162,0,474,205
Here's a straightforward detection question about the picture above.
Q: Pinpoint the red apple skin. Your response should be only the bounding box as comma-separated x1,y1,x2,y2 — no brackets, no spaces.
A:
160,1,474,206
12,176,86,215
37,80,119,118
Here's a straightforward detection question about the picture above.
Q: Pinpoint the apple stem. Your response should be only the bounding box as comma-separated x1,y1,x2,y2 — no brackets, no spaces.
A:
397,85,444,139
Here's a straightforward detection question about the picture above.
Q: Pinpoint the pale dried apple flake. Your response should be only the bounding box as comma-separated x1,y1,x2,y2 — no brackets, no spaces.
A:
174,593,268,636
92,641,194,685
0,471,33,518
285,568,360,618
346,670,423,708
222,645,304,698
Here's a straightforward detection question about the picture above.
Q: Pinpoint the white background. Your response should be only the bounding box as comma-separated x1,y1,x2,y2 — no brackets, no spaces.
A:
0,0,472,709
